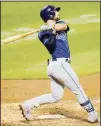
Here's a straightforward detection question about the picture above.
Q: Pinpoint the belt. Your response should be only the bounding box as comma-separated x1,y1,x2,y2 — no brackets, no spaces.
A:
47,58,71,65
52,58,68,61
52,58,71,63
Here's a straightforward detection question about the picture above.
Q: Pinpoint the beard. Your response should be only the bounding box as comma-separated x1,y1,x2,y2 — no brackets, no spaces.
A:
56,16,60,21
54,15,60,21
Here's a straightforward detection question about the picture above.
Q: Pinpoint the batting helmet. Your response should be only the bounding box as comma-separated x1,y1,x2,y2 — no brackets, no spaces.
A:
40,5,61,22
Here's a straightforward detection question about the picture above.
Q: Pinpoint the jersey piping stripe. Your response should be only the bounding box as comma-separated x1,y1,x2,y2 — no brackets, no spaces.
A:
60,62,88,103
61,62,93,110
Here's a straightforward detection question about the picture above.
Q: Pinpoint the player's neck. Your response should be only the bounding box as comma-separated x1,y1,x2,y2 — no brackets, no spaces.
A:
47,20,56,26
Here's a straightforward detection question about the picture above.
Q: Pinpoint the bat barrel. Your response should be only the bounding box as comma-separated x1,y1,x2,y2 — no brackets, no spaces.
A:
2,29,40,44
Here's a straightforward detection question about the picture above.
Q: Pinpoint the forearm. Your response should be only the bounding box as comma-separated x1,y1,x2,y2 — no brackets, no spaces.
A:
53,23,67,31
47,20,67,31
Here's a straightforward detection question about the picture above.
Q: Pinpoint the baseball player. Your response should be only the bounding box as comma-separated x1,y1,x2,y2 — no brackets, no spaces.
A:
19,5,99,123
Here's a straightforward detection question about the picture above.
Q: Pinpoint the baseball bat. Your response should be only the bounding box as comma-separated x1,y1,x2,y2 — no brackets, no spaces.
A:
2,29,40,44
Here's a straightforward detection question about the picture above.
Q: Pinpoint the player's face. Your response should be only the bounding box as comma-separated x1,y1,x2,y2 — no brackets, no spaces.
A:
54,11,60,21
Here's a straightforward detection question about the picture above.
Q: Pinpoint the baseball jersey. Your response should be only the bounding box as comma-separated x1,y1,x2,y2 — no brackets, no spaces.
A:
38,20,70,59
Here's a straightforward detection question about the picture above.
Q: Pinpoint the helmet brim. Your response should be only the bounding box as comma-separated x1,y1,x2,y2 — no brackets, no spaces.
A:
55,7,61,12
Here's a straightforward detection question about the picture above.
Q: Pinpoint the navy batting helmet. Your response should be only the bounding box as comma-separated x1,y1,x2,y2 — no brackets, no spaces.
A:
40,5,61,22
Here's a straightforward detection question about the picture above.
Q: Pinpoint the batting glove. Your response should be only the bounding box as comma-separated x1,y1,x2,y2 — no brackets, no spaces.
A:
40,25,54,31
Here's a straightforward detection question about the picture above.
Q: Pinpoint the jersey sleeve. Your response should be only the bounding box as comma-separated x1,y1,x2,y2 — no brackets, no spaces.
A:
38,30,51,45
38,30,56,54
56,20,70,32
